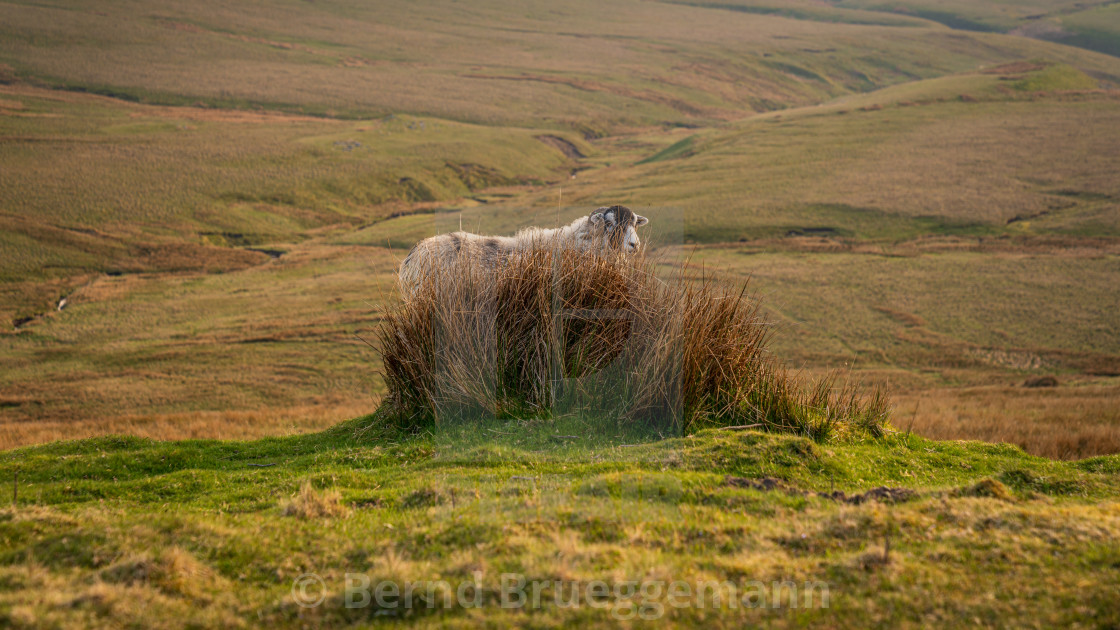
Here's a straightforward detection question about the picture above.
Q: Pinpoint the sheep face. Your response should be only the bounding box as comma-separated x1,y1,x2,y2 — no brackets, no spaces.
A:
588,205,649,253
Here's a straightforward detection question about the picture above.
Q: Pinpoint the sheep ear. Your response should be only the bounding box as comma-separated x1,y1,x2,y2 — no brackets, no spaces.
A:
588,211,606,226
635,214,649,226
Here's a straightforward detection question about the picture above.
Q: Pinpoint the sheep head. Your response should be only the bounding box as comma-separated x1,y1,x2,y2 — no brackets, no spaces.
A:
587,205,649,253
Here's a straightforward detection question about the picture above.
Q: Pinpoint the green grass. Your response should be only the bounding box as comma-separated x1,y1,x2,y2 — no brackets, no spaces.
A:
636,135,696,165
1053,3,1120,58
1010,63,1100,91
0,424,1118,626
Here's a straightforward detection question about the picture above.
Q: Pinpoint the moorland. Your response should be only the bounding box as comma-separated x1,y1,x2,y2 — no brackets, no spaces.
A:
2,1,1120,625
3,0,1119,456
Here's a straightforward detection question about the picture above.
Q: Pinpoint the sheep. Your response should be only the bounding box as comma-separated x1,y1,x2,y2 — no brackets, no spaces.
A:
398,205,648,296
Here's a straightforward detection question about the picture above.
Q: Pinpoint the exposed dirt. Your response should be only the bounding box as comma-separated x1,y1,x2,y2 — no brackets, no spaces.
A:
981,61,1049,75
535,134,585,159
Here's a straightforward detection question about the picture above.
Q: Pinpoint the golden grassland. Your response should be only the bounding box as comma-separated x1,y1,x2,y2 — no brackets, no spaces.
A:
9,0,1120,126
0,83,579,323
0,403,364,451
3,233,1118,457
2,0,1120,461
0,241,400,447
893,384,1120,460
513,67,1120,240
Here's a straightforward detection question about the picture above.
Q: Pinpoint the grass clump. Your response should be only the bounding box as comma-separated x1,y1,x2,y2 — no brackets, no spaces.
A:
101,547,223,599
280,481,350,519
953,478,1015,501
375,247,887,441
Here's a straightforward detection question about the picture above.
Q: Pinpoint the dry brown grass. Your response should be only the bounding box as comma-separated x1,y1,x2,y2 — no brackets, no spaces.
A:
0,241,400,451
893,384,1120,459
377,246,887,439
0,402,369,451
101,546,225,599
280,481,350,519
0,514,245,628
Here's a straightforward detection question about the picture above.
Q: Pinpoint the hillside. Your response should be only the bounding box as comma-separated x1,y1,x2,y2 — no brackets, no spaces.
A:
9,0,1120,124
2,2,1119,460
3,1,1120,625
836,0,1120,56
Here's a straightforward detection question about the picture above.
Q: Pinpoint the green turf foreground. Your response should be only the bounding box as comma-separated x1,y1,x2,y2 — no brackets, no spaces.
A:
1,417,1118,628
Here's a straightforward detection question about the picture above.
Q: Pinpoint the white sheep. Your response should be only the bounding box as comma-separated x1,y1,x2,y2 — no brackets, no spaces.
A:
398,205,648,296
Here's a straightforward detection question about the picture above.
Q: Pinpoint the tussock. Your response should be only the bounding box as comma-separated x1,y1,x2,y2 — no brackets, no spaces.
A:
375,247,887,440
100,547,222,599
280,481,350,519
953,478,1015,501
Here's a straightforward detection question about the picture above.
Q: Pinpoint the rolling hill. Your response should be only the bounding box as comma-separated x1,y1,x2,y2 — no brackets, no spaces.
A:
2,0,1119,454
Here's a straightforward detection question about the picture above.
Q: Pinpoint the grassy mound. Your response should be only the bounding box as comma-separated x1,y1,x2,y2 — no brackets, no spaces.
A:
2,425,1119,627
376,247,887,441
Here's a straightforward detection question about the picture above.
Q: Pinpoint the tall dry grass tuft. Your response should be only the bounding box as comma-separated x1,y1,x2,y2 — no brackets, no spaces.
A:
375,247,887,440
280,481,350,519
